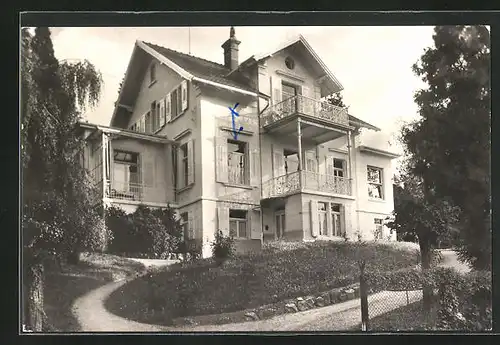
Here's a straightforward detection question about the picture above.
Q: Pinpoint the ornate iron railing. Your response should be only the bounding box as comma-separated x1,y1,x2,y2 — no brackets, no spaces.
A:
262,171,352,198
262,171,301,198
109,181,174,204
301,171,352,196
261,95,349,128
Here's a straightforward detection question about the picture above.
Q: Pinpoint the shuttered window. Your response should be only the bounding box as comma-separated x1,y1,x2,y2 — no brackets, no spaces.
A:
177,139,194,189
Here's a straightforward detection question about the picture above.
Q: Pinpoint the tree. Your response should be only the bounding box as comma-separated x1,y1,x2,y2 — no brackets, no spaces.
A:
387,165,460,310
21,27,104,331
325,92,346,108
404,26,491,270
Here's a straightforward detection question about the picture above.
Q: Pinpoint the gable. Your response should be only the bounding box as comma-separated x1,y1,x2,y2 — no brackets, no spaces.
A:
253,36,343,96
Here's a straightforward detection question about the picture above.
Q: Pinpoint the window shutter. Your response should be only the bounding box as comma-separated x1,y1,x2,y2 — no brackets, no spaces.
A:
217,206,230,236
165,93,172,123
188,211,195,239
340,205,346,238
159,99,165,127
310,200,319,238
301,86,313,115
140,115,145,133
270,76,282,105
215,136,228,183
249,143,259,186
326,156,333,175
171,145,177,190
326,203,333,237
314,86,321,100
250,210,261,240
187,139,195,185
176,145,184,189
181,80,189,111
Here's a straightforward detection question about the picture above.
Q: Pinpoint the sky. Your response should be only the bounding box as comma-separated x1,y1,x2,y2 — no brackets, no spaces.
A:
48,26,436,157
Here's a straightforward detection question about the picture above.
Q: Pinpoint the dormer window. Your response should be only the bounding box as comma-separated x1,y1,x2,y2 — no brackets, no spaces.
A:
149,62,156,84
285,56,295,70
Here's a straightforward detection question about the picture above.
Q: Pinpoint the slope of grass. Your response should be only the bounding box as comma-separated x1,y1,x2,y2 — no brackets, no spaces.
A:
42,253,146,332
106,240,418,326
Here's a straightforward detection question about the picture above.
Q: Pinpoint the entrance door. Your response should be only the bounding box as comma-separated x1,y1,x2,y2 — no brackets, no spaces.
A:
275,211,286,239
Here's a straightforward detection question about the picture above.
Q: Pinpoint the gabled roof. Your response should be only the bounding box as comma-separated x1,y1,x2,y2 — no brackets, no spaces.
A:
142,41,257,94
110,40,259,127
238,35,343,95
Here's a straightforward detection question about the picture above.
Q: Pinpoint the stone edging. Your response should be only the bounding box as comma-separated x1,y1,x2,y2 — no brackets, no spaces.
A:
171,282,361,327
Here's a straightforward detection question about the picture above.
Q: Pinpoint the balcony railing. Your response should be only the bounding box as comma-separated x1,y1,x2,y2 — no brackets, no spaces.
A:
262,171,352,199
109,181,174,204
261,95,349,128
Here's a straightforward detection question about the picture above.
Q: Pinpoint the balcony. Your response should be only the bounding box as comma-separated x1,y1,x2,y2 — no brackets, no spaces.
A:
262,171,352,199
107,181,173,204
261,95,349,129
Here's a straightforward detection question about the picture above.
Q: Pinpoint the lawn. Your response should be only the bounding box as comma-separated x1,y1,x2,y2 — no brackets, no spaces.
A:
42,253,146,332
106,240,419,326
355,298,438,332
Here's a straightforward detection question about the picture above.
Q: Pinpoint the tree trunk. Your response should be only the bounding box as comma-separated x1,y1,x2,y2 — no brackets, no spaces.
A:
420,242,433,311
24,263,44,332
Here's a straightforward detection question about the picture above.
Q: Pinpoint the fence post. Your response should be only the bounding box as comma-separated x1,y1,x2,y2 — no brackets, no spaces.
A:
359,259,369,331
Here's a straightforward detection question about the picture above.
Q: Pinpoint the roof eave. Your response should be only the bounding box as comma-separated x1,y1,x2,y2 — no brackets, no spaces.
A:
358,145,401,159
109,43,140,127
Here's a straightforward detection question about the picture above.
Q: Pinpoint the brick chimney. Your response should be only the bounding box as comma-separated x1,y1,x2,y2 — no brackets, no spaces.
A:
221,26,241,70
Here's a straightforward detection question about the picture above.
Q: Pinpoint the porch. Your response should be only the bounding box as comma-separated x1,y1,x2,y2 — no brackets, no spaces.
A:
82,124,176,206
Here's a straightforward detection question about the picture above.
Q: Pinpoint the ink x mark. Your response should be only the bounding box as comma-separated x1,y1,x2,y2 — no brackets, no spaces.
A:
229,103,243,140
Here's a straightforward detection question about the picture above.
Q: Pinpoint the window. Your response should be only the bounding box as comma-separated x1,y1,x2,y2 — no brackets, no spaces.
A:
227,139,247,185
284,149,299,173
170,88,183,119
145,111,152,133
331,204,342,237
112,150,139,198
150,102,157,132
374,218,383,239
150,63,156,84
181,212,189,241
229,209,247,238
333,159,345,178
281,82,298,114
285,56,295,70
318,202,327,236
367,166,384,199
180,143,189,188
305,150,318,172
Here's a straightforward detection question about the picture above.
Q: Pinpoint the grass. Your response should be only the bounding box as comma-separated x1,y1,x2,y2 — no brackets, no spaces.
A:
42,252,146,332
106,240,419,326
358,298,438,332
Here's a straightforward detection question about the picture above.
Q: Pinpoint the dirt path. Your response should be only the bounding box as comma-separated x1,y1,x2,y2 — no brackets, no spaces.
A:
72,250,470,332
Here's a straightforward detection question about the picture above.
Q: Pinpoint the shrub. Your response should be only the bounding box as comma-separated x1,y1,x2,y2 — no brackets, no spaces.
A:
211,230,234,265
436,270,492,331
106,205,179,259
364,266,492,331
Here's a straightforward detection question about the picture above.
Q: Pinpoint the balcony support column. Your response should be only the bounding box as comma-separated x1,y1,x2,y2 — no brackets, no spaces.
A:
297,119,303,191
